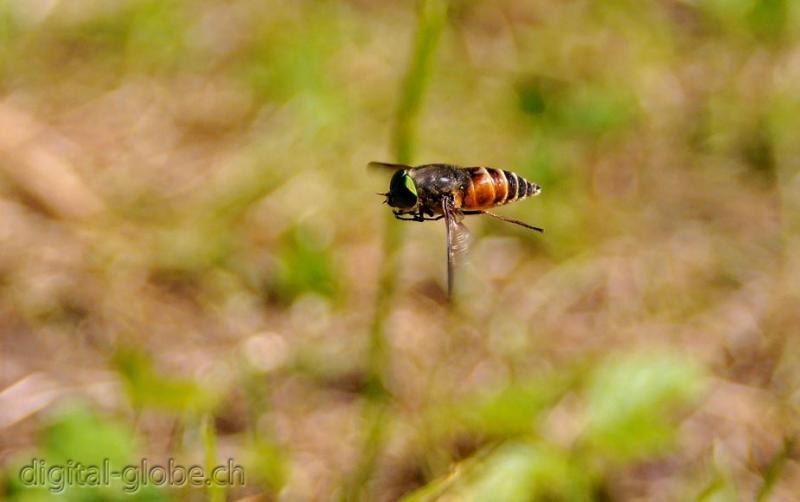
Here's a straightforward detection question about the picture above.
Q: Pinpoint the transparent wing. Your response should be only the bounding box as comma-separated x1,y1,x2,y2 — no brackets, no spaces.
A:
443,197,471,298
368,161,413,171
450,210,471,260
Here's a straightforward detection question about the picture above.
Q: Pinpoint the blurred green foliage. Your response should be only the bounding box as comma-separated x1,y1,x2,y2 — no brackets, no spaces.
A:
240,439,287,495
404,442,587,502
407,352,705,501
63,0,188,70
748,0,789,42
455,376,572,437
585,354,704,461
702,0,790,41
243,7,340,106
113,350,219,414
267,226,339,304
518,79,639,137
5,405,166,501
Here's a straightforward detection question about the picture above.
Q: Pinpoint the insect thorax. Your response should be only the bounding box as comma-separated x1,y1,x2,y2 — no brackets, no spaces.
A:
410,165,470,213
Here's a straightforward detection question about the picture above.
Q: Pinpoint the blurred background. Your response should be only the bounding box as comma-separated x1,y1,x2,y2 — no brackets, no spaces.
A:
1,0,800,500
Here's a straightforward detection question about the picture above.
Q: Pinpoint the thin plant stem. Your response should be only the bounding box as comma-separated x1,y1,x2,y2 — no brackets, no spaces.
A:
202,413,225,502
344,1,447,500
756,437,795,502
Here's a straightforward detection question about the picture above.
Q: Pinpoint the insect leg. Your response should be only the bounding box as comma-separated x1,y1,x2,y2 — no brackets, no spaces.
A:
393,211,443,222
480,210,544,233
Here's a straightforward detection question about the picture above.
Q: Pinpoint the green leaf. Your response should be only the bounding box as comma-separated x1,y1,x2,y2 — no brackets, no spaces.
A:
4,404,169,500
403,442,591,502
241,439,287,493
585,353,705,460
748,0,788,42
268,226,339,303
113,351,219,414
559,85,638,136
456,377,572,437
42,406,134,468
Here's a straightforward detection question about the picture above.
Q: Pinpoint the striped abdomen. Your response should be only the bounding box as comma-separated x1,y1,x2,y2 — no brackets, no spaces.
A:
461,167,541,210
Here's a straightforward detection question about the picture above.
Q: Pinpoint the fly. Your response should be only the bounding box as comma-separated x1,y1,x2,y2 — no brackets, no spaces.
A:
371,161,543,297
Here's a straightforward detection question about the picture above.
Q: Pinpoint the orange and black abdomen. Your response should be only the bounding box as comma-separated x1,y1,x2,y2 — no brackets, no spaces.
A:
461,167,541,210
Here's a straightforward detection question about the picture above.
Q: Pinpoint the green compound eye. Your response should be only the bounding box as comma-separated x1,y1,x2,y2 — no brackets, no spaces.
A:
404,174,417,195
388,170,418,209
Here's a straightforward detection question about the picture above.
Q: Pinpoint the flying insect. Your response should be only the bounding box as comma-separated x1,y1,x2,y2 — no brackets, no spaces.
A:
370,161,543,297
